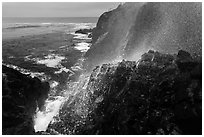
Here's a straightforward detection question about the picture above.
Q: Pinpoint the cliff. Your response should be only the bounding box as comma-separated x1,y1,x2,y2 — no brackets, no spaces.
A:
2,65,50,134
82,50,201,135
84,2,202,72
46,50,202,135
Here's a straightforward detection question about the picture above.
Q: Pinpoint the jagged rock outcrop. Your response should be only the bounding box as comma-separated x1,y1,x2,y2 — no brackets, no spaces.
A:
84,2,201,72
47,50,201,135
2,65,50,135
82,50,202,135
75,28,93,35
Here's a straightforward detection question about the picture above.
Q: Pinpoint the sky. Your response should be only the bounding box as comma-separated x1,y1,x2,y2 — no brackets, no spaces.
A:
2,2,120,17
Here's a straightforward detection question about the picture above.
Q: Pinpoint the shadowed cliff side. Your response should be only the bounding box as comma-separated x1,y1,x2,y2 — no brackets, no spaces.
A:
2,65,50,135
84,3,145,71
43,50,201,135
84,2,201,72
82,50,202,135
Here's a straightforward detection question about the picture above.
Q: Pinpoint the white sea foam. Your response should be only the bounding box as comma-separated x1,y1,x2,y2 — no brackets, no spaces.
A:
24,55,33,61
74,42,90,52
34,96,65,132
54,67,74,74
71,56,85,72
24,54,71,74
32,23,95,132
73,23,95,30
36,54,65,68
50,81,59,88
8,56,14,59
3,63,47,80
36,54,74,74
49,49,55,52
59,45,68,49
71,65,83,71
70,32,91,40
41,23,52,25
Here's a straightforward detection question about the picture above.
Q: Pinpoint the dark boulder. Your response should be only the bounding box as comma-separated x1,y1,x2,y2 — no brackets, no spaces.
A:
75,28,93,35
88,33,92,38
177,50,193,61
176,50,199,72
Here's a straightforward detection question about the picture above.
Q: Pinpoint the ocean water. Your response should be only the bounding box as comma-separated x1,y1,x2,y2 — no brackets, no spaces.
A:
2,17,98,39
3,17,98,24
3,17,98,133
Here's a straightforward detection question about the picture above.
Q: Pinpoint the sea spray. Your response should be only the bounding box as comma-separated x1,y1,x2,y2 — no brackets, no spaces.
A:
44,62,121,134
34,96,65,132
33,65,92,133
42,74,92,134
33,26,94,134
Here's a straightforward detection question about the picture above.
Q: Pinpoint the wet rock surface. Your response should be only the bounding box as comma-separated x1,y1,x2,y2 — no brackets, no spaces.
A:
46,50,202,135
2,65,50,135
75,28,93,35
83,50,201,135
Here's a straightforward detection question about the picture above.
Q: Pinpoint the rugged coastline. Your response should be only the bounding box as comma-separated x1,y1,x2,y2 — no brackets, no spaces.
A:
2,65,50,134
38,50,202,135
2,27,94,134
84,3,202,71
2,2,202,135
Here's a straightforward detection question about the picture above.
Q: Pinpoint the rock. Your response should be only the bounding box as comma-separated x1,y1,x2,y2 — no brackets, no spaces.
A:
176,50,199,72
190,63,202,80
177,50,193,61
81,50,201,135
2,65,50,135
71,43,75,47
75,29,93,35
88,33,92,38
47,50,201,135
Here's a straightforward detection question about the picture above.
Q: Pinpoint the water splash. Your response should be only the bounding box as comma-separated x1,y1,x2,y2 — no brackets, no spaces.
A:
33,27,94,133
33,59,91,133
74,42,91,52
34,96,65,132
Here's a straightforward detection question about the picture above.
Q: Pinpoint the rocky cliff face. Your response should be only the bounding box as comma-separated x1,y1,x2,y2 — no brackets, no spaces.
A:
2,65,50,134
46,50,201,135
84,2,201,72
81,50,202,135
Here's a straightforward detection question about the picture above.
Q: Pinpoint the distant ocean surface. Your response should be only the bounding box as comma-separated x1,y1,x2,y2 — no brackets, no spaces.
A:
2,17,98,39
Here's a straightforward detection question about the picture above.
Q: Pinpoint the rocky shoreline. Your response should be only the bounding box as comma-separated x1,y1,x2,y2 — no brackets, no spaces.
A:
81,50,201,135
37,50,201,135
2,2,202,135
2,44,202,135
2,27,94,134
2,65,50,134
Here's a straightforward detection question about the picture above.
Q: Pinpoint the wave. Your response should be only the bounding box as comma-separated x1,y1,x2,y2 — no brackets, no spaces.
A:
3,63,49,81
3,22,96,30
6,25,41,29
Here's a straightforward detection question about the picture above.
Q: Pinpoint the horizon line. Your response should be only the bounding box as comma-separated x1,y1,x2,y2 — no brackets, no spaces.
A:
3,16,99,18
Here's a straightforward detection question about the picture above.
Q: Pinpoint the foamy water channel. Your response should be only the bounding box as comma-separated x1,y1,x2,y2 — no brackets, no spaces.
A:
33,29,92,132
